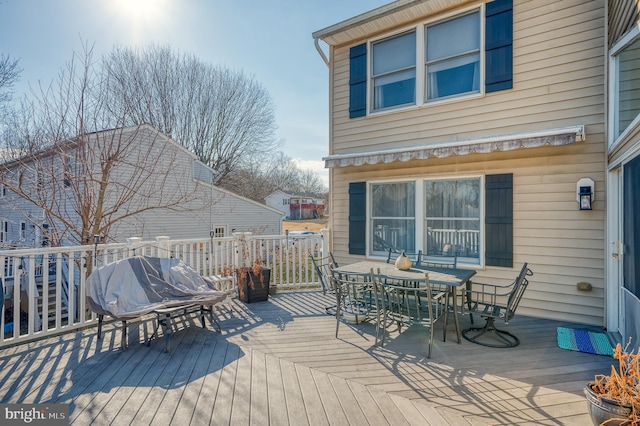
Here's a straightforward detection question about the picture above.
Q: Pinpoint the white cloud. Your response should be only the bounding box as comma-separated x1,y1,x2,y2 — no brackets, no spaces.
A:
292,158,329,188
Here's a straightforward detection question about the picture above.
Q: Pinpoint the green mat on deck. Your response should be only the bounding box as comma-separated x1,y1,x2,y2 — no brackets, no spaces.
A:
557,327,613,356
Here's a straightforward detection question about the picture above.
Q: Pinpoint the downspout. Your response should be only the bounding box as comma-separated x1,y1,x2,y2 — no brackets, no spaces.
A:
314,37,329,67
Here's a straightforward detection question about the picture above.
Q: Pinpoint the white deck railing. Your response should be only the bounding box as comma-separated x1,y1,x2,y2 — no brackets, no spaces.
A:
0,231,328,348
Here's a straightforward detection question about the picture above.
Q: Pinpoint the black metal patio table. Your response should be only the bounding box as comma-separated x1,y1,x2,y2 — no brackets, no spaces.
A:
333,261,476,343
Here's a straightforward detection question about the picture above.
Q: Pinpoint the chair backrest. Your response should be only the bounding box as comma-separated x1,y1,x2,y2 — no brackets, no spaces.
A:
329,267,372,320
504,263,533,323
386,248,423,266
311,253,338,293
422,254,457,269
370,268,388,314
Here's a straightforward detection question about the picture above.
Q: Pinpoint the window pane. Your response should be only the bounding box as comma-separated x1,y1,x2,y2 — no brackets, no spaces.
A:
372,31,416,111
372,219,416,253
617,37,640,138
427,54,479,99
371,182,415,254
425,179,480,263
624,155,640,298
374,69,416,109
373,32,416,76
426,12,480,62
425,11,480,101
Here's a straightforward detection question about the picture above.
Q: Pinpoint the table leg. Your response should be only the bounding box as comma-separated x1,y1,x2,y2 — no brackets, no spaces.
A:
452,288,461,344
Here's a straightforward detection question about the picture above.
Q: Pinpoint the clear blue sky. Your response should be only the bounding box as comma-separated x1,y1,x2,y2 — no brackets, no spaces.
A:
0,0,390,183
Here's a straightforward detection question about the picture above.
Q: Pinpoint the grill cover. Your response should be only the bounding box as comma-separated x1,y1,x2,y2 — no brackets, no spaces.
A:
87,256,227,320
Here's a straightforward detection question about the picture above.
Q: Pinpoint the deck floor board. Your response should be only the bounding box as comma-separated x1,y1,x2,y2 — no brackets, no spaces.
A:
0,290,617,425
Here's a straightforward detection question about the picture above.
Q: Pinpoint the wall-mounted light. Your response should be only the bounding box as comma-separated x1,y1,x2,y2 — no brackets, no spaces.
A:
576,177,594,210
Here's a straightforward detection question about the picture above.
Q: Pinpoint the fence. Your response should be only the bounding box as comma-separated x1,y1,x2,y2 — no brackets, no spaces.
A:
0,230,328,348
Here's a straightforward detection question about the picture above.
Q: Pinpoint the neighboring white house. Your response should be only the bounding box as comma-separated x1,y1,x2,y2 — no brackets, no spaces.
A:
0,124,284,247
265,190,291,217
265,190,325,220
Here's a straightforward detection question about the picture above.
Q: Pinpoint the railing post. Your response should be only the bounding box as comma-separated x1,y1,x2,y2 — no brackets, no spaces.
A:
155,236,170,258
233,232,247,268
127,237,142,257
320,228,330,259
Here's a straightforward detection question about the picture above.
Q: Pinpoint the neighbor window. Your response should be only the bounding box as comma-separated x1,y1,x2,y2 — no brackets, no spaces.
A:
372,31,417,111
424,178,481,262
19,221,26,239
0,221,7,243
212,226,227,238
425,11,480,100
370,182,416,254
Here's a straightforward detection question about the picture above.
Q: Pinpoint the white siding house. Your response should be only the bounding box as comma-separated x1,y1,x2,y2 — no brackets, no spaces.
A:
0,125,283,247
265,190,290,218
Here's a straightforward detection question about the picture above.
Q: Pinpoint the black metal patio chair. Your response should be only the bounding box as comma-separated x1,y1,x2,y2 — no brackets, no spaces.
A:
461,263,533,348
310,252,338,295
375,270,447,358
329,267,376,339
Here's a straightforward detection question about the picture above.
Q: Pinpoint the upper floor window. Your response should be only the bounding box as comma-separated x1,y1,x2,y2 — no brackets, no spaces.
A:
613,34,640,141
350,1,512,118
425,11,480,100
372,31,416,111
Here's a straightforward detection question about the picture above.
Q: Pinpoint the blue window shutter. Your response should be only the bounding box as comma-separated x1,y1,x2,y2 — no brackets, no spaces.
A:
485,0,513,93
349,182,366,255
349,43,367,118
485,174,513,267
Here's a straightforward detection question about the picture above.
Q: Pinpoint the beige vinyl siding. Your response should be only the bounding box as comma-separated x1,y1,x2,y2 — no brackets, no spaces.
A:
330,143,605,325
330,1,604,153
327,0,606,324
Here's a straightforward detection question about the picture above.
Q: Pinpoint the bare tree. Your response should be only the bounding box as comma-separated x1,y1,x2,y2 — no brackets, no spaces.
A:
220,151,327,203
0,46,202,247
0,53,20,105
102,45,279,185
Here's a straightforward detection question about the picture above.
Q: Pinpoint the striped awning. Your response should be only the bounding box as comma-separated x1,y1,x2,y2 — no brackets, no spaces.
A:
324,125,585,168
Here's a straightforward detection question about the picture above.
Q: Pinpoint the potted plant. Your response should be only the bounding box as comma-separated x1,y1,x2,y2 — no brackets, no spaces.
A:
585,341,637,425
236,260,271,303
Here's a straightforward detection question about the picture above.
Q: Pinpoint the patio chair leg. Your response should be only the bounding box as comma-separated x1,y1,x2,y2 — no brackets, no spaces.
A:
461,317,519,348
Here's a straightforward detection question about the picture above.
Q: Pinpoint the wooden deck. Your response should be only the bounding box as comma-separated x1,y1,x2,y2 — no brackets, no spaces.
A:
0,290,614,425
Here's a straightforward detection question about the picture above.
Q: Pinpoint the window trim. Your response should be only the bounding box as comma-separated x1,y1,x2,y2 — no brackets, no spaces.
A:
367,4,485,116
609,25,640,152
366,174,485,268
212,225,227,238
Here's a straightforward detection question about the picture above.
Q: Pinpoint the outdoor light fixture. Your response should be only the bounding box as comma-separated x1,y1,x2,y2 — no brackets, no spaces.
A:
576,178,594,211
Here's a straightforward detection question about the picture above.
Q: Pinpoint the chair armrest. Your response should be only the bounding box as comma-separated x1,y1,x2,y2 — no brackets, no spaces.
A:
469,280,515,297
